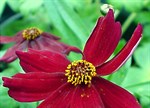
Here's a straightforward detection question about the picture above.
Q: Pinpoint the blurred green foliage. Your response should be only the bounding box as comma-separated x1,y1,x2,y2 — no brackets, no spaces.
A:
0,0,150,108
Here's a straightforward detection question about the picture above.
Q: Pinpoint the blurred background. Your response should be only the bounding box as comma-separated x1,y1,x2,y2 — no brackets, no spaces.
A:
0,0,150,108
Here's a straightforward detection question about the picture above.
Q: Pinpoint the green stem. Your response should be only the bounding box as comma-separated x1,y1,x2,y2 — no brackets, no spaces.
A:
122,12,137,35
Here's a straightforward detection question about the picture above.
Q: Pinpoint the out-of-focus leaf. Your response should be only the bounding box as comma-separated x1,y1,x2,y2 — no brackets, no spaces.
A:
125,81,150,97
43,0,82,48
0,0,6,18
135,11,150,24
0,14,22,35
122,44,150,97
67,52,82,62
0,50,6,58
143,0,150,9
107,0,144,12
122,67,149,87
139,96,150,108
134,43,150,68
53,0,89,45
19,0,43,15
141,24,150,42
63,0,92,9
135,11,150,43
0,14,49,36
104,39,131,85
71,0,101,37
6,0,22,12
113,39,126,55
105,57,131,85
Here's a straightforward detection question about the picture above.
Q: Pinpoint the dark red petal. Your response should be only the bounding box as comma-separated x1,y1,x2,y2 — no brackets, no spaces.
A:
28,39,40,49
0,31,25,44
0,40,27,63
0,36,16,43
42,32,60,40
97,24,143,75
16,49,70,73
40,36,82,54
28,36,82,55
2,72,66,102
83,9,121,66
14,31,25,42
31,36,58,50
38,83,74,108
70,85,104,108
57,42,83,55
42,32,82,54
93,77,141,108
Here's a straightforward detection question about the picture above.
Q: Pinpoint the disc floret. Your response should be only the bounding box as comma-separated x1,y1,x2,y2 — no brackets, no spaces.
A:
65,60,96,86
22,27,42,40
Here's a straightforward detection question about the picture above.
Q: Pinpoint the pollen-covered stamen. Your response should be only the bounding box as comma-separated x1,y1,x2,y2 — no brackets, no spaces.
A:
22,27,42,40
65,60,96,86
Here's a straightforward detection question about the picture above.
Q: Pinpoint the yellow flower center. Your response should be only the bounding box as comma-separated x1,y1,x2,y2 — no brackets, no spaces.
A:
65,60,96,86
22,27,42,40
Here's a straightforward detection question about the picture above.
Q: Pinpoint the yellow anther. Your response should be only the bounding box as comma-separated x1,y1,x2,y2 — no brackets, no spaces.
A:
65,60,96,86
22,27,42,40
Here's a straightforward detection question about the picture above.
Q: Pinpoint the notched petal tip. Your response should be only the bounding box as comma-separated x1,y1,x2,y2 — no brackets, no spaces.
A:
83,8,121,66
97,24,143,76
108,9,114,15
2,77,7,82
136,24,143,37
106,9,115,22
2,77,11,87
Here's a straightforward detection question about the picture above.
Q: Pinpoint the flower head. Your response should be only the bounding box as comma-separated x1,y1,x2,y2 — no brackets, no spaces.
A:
3,9,142,108
0,27,81,63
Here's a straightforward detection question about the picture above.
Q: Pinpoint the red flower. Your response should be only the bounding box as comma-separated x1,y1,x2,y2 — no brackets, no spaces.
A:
0,27,81,63
3,9,142,108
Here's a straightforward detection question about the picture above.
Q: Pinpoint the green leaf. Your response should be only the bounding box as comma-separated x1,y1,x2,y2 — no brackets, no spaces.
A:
0,14,50,36
103,39,131,85
113,39,126,55
135,11,150,24
143,0,150,9
0,0,6,18
19,0,43,15
7,0,22,12
67,52,82,62
63,0,100,34
105,57,131,85
0,14,22,35
125,81,150,97
141,24,150,43
134,43,150,68
121,44,150,97
122,67,150,87
53,0,90,45
63,0,93,9
43,0,82,48
139,96,150,108
107,0,144,12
